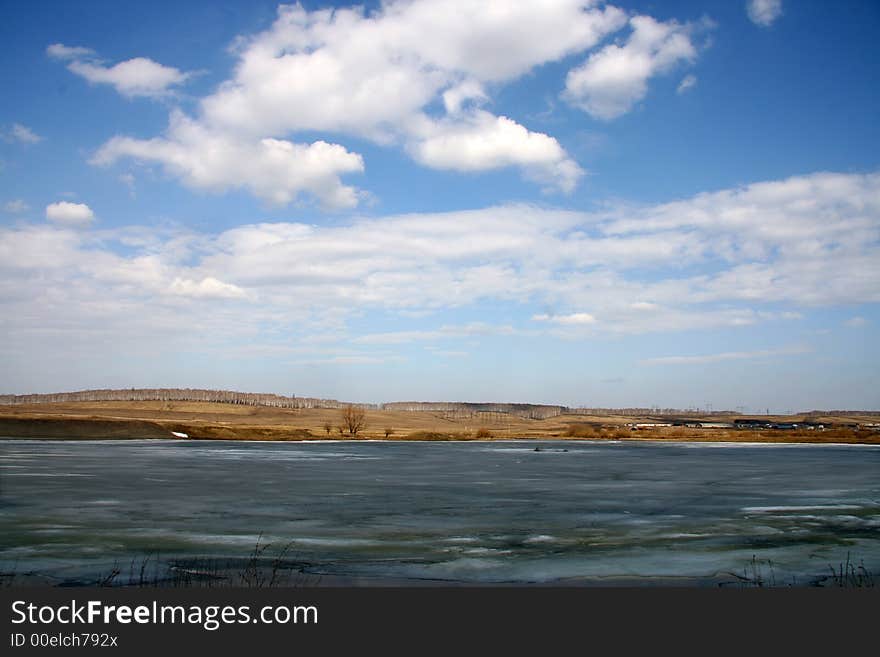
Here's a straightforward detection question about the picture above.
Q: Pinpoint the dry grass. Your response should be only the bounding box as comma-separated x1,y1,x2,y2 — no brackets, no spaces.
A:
564,423,632,440
0,401,877,443
403,430,479,441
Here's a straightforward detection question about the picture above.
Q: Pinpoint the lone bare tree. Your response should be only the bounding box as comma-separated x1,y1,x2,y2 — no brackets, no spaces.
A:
323,421,333,437
340,405,367,437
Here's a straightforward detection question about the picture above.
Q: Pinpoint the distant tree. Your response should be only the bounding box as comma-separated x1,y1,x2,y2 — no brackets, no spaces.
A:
341,405,367,437
384,427,394,439
337,425,345,436
323,421,333,437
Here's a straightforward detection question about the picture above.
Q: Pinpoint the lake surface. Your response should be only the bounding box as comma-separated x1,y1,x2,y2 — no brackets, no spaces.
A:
1,439,878,586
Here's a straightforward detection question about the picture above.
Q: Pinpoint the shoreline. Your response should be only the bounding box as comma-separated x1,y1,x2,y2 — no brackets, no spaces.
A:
1,556,837,589
1,569,787,589
3,434,880,448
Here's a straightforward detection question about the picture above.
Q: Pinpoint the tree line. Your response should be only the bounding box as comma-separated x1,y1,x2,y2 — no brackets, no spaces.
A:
0,388,377,410
0,388,757,417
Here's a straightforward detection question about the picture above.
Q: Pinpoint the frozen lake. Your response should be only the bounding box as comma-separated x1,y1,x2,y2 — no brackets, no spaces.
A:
1,439,878,585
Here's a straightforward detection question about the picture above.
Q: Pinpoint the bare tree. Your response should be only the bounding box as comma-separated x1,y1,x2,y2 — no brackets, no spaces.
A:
384,427,394,439
323,421,333,437
341,405,367,437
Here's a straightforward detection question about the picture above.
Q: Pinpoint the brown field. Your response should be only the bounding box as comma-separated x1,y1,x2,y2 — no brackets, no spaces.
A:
0,401,878,444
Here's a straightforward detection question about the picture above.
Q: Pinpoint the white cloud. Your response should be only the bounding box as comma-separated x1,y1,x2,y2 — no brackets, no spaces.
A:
641,344,810,366
90,1,662,203
92,111,365,209
677,74,697,94
747,0,783,28
844,316,868,328
407,111,583,193
4,199,29,213
378,0,629,83
2,170,877,359
605,171,880,247
532,312,597,325
4,123,43,144
45,201,95,227
48,42,190,98
202,1,629,136
67,57,190,98
564,15,703,119
169,277,246,299
46,43,95,60
442,79,488,114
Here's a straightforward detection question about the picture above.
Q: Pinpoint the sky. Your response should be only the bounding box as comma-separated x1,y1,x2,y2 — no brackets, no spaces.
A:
1,0,878,412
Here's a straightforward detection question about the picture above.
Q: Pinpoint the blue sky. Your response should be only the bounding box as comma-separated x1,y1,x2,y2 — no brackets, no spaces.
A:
1,0,878,411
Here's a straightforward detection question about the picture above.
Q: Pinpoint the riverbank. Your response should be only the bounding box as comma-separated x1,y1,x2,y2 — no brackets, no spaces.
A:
1,402,878,443
1,543,858,589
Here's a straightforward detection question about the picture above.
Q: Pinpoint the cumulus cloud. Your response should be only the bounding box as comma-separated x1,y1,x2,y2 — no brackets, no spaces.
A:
747,0,783,28
564,15,704,119
92,111,365,209
45,201,95,227
48,42,190,98
407,111,583,193
201,1,629,137
4,123,43,144
68,58,190,98
90,1,695,204
844,316,868,328
442,79,488,114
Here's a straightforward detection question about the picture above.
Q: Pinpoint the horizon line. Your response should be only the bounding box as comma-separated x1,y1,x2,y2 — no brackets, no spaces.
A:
1,387,877,416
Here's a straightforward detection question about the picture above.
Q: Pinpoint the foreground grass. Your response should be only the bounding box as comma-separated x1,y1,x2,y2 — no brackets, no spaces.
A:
2,537,322,588
3,544,874,588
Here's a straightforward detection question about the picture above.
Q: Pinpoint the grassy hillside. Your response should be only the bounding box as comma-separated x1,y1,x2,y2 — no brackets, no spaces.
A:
0,401,878,443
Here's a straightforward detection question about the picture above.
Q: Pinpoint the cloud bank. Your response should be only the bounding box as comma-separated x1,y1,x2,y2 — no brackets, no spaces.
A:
2,171,877,359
